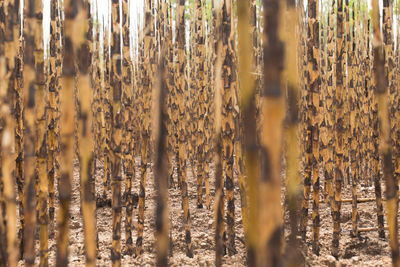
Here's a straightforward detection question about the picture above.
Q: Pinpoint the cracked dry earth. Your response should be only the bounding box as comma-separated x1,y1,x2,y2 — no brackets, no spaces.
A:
17,157,396,266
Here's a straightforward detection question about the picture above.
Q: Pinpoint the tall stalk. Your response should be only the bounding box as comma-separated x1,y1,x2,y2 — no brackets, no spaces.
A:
154,43,169,267
23,0,37,265
56,0,86,264
284,0,303,264
15,31,25,262
373,0,399,265
77,2,96,266
195,0,206,209
122,0,134,255
136,0,154,256
175,0,193,258
325,0,335,208
221,0,236,255
349,0,358,238
213,2,225,265
332,0,344,258
259,0,284,265
2,0,19,265
32,0,49,264
110,0,123,264
48,0,59,234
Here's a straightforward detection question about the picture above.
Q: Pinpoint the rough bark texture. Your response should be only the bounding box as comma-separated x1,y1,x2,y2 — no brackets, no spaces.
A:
32,0,49,265
110,0,123,265
175,0,193,258
332,0,344,258
23,1,38,265
221,0,236,256
1,0,19,265
121,0,134,256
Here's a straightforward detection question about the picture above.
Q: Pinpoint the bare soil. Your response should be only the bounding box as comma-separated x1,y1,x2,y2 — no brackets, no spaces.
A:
17,158,393,266
303,180,392,267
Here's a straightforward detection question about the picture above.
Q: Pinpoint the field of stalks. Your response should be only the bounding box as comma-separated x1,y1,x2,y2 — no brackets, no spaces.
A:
2,0,400,266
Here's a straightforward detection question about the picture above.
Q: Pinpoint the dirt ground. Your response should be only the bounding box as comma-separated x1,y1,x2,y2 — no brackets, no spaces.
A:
93,158,247,266
303,180,392,267
18,157,394,266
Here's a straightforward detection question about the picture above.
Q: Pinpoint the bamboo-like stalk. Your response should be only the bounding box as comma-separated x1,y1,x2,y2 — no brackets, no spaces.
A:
372,1,399,265
214,133,224,267
165,0,176,189
110,0,123,264
299,0,307,185
154,43,169,267
343,0,350,187
121,0,134,256
233,72,248,246
48,0,62,233
390,0,400,194
135,0,154,257
349,1,358,238
318,2,327,206
48,0,58,235
23,0,37,265
300,0,319,243
359,5,370,187
77,2,96,266
358,3,369,189
213,2,225,265
324,0,335,209
2,0,19,265
102,15,112,204
331,0,344,258
233,115,247,234
195,0,206,209
170,2,182,188
385,0,395,171
363,13,385,239
383,0,397,241
56,0,85,264
91,0,101,181
0,8,5,258
255,0,263,145
134,24,145,254
1,104,17,263
188,1,196,176
393,0,400,225
237,0,259,263
232,11,249,239
308,0,321,255
203,1,213,211
300,17,313,244
54,0,62,208
15,35,24,260
32,0,49,265
221,0,236,255
284,0,303,264
206,4,214,211
1,84,18,267
258,0,284,265
237,0,258,251
175,0,193,258
92,1,104,198
131,38,140,172
93,0,102,252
